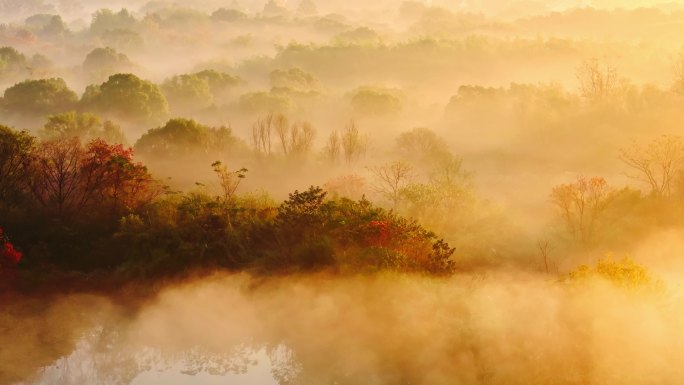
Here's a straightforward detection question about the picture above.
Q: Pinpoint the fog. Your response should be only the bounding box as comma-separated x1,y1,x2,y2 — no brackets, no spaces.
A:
4,261,683,385
2,0,684,384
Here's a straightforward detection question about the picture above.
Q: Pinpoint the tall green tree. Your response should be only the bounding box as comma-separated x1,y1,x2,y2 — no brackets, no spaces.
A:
81,73,169,124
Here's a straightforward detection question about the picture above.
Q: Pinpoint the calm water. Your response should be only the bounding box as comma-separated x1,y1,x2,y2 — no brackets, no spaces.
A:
19,334,279,385
8,274,684,385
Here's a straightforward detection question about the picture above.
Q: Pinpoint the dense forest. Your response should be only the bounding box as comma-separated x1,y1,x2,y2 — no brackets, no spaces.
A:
2,1,684,385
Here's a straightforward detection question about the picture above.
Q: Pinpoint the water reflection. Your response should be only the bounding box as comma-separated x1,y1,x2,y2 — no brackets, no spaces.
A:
15,319,290,385
7,274,684,385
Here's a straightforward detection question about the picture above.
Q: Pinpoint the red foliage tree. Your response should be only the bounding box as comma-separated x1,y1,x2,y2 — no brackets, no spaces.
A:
28,138,159,219
82,139,160,215
366,220,391,247
0,227,22,267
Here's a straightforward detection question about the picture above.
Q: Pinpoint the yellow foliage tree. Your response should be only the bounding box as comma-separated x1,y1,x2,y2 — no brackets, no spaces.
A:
566,257,664,294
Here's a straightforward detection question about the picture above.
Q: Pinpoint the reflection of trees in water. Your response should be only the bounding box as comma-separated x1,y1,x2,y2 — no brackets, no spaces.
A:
20,316,601,385
173,344,258,376
24,324,140,385
268,343,302,385
23,322,265,385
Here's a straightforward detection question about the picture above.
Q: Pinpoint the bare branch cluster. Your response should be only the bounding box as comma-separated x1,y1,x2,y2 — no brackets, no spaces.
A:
368,161,414,209
619,135,684,197
253,113,316,159
325,120,367,164
550,176,615,244
577,58,619,100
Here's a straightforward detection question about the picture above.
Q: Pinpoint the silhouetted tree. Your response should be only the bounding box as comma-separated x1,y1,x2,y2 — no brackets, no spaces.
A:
0,125,34,206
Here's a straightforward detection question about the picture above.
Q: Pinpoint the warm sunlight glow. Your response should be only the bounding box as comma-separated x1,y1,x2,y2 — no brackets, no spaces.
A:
1,1,684,384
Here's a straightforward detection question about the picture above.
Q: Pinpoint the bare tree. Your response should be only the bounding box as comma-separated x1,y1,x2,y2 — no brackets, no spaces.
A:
341,120,366,164
265,114,316,159
274,113,290,155
251,113,273,156
537,239,554,274
620,135,684,198
212,161,248,229
324,130,341,162
368,161,414,209
550,176,614,244
28,138,85,218
577,58,619,100
290,121,316,156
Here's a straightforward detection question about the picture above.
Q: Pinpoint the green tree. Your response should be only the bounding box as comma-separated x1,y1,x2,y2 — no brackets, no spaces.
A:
1,78,78,117
90,9,137,35
40,111,127,145
134,118,240,160
81,73,169,124
0,47,28,79
161,74,213,113
194,69,242,99
277,186,328,229
83,47,134,82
